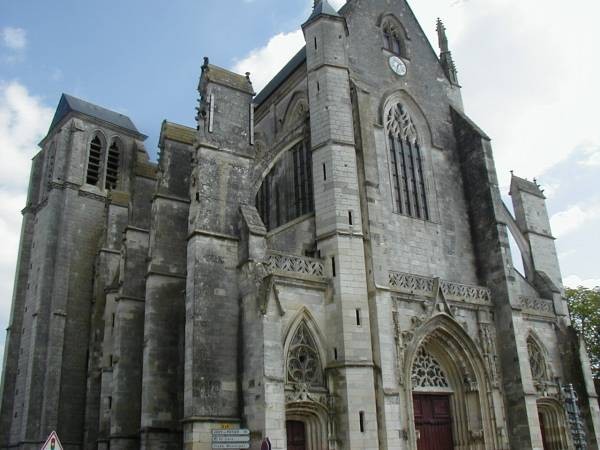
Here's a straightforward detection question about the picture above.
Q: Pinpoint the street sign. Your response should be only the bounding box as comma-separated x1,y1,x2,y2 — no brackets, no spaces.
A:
41,431,64,450
212,429,251,450
212,444,250,449
213,435,251,442
212,429,250,435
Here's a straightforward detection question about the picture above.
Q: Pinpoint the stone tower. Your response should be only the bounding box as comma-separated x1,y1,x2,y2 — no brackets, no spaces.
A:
0,94,147,450
1,1,599,449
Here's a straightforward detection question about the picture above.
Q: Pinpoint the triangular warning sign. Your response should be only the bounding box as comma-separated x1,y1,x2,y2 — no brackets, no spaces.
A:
41,431,64,450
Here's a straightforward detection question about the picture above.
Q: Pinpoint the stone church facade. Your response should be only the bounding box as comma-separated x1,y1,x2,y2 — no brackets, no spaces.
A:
1,1,599,449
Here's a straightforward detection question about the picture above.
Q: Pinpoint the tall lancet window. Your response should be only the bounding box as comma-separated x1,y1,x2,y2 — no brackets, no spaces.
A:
385,103,428,220
105,140,121,190
86,135,103,186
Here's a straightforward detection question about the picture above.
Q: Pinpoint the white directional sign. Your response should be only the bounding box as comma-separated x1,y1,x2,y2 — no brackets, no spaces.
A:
212,444,250,449
212,429,251,449
213,435,251,442
212,429,250,435
41,431,64,450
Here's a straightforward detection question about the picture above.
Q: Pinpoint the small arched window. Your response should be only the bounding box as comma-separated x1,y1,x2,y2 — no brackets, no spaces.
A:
385,102,428,220
105,140,121,190
86,135,103,186
382,19,407,58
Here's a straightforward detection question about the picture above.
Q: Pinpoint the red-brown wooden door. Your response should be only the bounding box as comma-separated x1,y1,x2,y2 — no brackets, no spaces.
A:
539,412,550,450
286,420,306,450
413,394,454,450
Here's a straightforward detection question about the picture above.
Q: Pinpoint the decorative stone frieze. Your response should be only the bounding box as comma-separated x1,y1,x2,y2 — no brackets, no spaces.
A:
389,271,491,303
520,296,554,315
266,251,325,278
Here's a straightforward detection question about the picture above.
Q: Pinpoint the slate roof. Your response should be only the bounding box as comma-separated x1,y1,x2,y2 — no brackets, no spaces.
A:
49,93,145,138
305,0,340,23
254,47,307,107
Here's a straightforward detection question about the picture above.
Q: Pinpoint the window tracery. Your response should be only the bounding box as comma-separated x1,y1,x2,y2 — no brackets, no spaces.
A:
256,139,313,230
527,336,548,381
411,347,449,389
382,19,406,58
385,103,428,219
286,322,324,388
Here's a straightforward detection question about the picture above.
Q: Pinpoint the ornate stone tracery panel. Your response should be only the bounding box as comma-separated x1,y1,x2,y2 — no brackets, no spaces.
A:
411,347,450,390
386,103,419,145
286,322,324,388
527,336,548,382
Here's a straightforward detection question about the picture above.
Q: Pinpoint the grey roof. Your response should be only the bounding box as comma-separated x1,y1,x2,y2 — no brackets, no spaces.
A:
254,1,348,107
306,0,340,23
254,47,307,107
49,93,145,138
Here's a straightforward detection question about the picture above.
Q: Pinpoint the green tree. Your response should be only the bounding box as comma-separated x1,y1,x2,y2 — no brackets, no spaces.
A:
566,286,600,379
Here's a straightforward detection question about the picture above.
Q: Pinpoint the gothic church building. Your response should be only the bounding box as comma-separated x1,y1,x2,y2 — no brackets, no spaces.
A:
1,1,599,449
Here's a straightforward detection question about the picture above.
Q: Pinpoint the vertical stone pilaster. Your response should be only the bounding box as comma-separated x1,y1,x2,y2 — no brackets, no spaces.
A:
303,9,380,450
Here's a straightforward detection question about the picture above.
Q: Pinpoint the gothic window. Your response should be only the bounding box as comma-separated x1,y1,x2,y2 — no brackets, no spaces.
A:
527,336,548,381
86,135,103,186
382,19,407,58
256,139,313,230
411,347,449,389
286,322,324,388
385,103,429,219
105,140,121,190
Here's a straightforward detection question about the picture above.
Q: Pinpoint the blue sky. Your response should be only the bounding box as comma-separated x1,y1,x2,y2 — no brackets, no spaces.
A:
1,0,599,365
0,0,318,156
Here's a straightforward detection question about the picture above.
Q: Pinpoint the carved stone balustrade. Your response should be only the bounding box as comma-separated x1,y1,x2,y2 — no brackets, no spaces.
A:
389,271,491,304
520,296,555,316
265,251,325,279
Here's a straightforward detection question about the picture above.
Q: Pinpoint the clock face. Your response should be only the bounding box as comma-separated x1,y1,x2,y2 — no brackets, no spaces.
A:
389,56,407,77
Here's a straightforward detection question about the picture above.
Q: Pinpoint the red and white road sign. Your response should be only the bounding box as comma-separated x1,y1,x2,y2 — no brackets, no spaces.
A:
41,431,64,450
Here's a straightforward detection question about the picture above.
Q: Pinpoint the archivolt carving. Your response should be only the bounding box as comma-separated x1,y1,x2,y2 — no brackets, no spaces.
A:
386,103,419,145
478,322,500,387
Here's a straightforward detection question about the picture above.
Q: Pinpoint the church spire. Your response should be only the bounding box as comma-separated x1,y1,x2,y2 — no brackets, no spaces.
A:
436,18,460,87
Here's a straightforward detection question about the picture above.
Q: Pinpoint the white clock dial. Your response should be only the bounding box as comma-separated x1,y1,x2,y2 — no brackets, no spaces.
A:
389,56,407,77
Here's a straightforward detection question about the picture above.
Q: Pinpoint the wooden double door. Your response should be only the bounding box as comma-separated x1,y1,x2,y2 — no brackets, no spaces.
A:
413,393,454,450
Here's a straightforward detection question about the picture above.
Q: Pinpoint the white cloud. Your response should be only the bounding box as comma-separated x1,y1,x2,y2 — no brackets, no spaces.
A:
550,204,600,238
0,80,52,365
563,275,600,289
579,145,600,167
233,30,305,93
2,27,27,51
232,0,348,93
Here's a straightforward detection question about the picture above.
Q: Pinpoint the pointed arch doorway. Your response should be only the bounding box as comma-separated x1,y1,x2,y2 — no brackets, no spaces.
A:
283,314,331,450
404,315,502,450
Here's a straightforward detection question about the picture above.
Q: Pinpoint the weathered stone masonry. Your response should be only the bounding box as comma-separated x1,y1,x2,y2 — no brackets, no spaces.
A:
1,1,599,450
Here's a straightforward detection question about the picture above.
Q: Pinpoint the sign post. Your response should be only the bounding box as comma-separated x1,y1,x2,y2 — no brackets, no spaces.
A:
41,431,64,450
211,429,250,449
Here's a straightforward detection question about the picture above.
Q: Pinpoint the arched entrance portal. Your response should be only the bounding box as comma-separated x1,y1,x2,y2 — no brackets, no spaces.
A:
284,315,331,450
405,315,501,450
537,398,574,450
